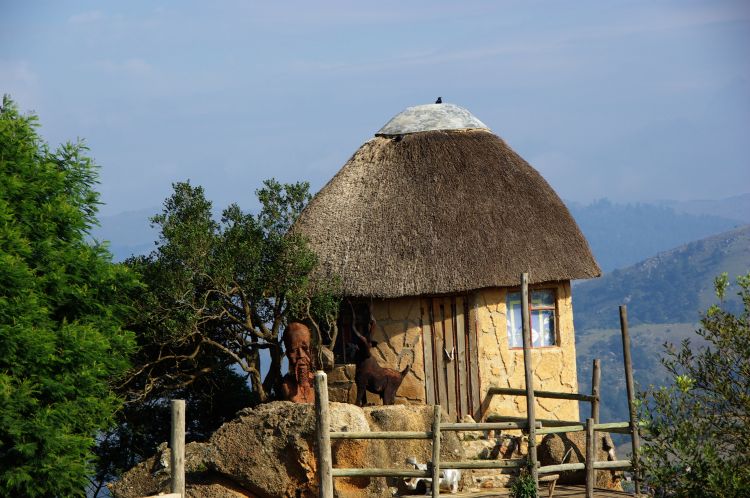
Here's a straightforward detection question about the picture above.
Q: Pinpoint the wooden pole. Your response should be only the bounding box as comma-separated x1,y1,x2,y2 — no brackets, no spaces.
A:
170,399,185,498
591,359,601,424
619,306,642,496
521,273,539,490
585,417,595,498
431,404,442,498
314,371,334,498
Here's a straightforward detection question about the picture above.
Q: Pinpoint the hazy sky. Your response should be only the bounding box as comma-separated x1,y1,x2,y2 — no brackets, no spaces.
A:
2,0,749,216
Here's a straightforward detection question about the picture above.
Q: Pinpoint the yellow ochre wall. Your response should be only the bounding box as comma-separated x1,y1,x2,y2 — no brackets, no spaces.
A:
327,282,579,422
475,282,580,422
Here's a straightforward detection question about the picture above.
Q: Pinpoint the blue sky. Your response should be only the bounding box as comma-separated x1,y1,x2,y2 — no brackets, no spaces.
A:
2,0,748,216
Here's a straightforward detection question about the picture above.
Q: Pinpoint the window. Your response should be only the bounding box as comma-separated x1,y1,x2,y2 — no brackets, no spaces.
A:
506,289,556,348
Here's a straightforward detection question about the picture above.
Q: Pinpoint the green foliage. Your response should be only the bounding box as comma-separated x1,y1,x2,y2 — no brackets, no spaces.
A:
509,465,537,498
638,272,750,497
121,179,338,404
0,96,139,496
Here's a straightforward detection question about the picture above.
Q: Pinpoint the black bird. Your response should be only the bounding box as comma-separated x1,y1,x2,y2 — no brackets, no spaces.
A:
435,97,442,104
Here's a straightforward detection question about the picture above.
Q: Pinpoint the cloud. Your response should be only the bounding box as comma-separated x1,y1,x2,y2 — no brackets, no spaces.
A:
68,10,105,24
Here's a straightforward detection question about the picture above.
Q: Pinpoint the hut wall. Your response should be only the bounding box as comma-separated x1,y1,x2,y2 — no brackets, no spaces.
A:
476,282,580,422
326,297,427,405
327,283,580,422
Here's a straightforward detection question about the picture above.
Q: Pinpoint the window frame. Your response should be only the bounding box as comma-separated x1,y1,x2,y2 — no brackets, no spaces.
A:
505,286,559,350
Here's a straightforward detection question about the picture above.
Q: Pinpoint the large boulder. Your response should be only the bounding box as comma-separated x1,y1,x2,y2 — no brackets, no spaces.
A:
537,431,623,489
110,401,465,498
363,405,467,495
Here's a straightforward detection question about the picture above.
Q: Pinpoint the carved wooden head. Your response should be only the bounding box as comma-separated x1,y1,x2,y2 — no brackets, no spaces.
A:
283,322,312,382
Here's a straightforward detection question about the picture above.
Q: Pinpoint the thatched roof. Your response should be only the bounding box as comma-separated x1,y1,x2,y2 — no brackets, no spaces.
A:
293,104,600,298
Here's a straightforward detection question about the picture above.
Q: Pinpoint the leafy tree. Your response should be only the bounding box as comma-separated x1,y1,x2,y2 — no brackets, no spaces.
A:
0,96,139,496
638,272,750,497
119,180,339,406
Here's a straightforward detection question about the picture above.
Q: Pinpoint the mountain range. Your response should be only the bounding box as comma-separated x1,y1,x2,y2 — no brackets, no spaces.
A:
566,194,748,272
573,223,749,433
573,224,750,330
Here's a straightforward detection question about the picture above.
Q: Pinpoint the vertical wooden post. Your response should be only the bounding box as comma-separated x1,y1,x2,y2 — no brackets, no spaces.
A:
431,404,442,498
591,359,601,424
619,306,642,496
585,417,595,498
314,371,334,498
170,399,186,498
521,273,539,490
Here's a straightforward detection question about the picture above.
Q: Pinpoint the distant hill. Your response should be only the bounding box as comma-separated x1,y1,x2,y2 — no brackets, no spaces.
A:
566,198,743,272
91,207,158,262
576,322,710,460
656,193,750,224
573,224,750,330
573,225,750,429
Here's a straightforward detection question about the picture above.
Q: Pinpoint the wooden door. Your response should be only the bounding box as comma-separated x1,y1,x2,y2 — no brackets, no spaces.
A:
421,295,480,420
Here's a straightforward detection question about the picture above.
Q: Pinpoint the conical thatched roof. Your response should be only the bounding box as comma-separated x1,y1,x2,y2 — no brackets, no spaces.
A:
293,103,600,298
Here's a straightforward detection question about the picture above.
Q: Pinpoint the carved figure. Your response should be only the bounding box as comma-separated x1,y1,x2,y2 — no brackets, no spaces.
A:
351,317,410,406
281,322,315,403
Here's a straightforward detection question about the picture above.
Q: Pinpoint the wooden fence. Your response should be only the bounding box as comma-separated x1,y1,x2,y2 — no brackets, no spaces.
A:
315,371,534,498
314,273,643,498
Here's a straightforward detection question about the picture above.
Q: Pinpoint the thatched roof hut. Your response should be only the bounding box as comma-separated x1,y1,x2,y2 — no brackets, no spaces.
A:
293,103,600,298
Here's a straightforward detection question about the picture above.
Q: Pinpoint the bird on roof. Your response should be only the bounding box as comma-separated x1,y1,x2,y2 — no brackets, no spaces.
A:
435,97,442,104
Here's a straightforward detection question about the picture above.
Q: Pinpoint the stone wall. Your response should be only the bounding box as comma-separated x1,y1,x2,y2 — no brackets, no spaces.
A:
475,282,580,422
327,296,427,405
328,282,580,423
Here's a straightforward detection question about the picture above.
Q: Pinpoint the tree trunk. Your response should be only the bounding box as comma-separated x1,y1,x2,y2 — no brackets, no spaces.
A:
263,341,283,397
247,347,267,403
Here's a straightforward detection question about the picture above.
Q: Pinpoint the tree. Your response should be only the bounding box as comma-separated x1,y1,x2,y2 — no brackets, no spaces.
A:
638,272,750,497
0,96,140,496
119,180,339,406
94,180,338,491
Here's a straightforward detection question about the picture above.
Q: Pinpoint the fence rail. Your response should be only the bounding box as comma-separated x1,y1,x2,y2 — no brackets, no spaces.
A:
331,468,429,478
537,422,630,435
330,431,431,439
486,387,597,403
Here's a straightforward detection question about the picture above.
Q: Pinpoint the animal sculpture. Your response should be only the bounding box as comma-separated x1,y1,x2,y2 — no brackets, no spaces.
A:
351,315,409,406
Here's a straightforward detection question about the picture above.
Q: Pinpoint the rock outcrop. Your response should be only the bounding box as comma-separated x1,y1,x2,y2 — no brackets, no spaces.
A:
109,401,464,498
537,431,623,489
